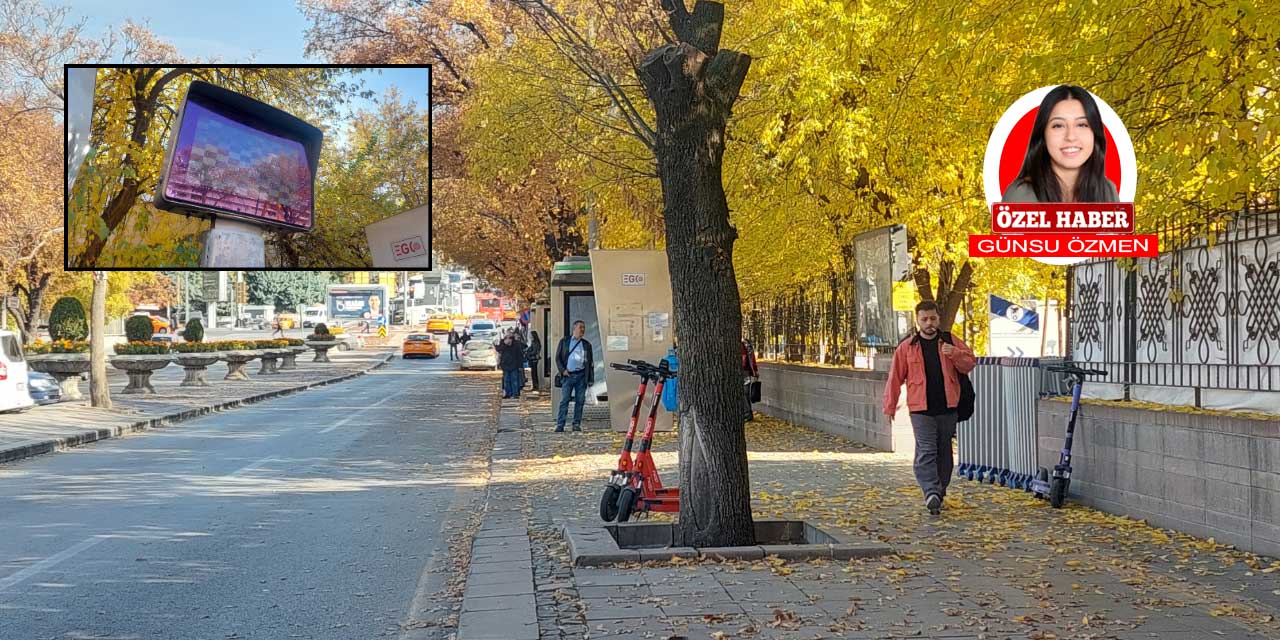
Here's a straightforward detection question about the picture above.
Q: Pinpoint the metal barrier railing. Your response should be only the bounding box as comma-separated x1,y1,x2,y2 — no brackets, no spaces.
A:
957,357,1063,490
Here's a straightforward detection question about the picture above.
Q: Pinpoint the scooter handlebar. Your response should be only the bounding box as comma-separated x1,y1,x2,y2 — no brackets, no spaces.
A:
1045,363,1107,377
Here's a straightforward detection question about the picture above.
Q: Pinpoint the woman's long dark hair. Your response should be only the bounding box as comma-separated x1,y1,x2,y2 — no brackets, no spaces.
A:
1013,85,1113,202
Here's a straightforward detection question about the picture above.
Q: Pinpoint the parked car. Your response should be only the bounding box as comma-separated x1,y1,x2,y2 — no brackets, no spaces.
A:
150,333,176,343
402,334,440,359
27,371,62,405
0,330,34,414
333,333,363,352
459,340,498,370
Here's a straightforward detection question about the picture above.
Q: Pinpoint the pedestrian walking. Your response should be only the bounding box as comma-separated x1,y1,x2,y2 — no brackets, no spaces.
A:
882,301,976,515
460,330,471,346
271,319,285,339
525,330,542,392
496,332,527,399
741,338,759,421
554,320,594,432
447,328,461,361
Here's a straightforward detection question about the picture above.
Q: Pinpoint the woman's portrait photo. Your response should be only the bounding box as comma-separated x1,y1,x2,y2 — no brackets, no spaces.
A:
1001,85,1120,204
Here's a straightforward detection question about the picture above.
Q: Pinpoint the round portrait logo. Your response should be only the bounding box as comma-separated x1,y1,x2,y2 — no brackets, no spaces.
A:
982,86,1138,265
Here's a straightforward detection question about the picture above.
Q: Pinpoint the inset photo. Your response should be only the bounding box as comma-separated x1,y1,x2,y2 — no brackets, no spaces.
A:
65,65,431,270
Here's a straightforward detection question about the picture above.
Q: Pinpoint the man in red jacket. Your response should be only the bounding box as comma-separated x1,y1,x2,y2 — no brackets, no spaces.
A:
882,301,976,515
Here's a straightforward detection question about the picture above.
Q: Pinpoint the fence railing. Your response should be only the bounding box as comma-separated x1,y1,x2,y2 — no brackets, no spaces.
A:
744,272,866,366
1067,193,1280,396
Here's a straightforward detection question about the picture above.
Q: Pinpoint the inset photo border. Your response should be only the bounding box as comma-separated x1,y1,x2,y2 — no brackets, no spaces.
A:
64,64,432,271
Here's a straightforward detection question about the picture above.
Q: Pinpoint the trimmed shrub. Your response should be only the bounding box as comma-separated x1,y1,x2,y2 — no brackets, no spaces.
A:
48,297,88,341
125,315,154,342
181,318,204,343
285,338,304,346
313,322,330,336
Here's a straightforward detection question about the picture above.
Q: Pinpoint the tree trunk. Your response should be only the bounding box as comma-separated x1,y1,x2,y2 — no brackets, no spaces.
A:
90,271,111,409
911,259,973,332
638,0,754,549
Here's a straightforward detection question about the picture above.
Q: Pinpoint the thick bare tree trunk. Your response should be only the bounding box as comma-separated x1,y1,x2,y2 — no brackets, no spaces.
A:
638,0,754,548
90,271,111,409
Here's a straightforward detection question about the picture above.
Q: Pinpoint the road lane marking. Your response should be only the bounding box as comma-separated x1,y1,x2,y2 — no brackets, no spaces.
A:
0,536,105,593
227,456,277,477
318,394,397,434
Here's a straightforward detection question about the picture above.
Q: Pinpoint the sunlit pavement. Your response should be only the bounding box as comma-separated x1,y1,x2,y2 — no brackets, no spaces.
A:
512,401,1280,640
0,356,503,640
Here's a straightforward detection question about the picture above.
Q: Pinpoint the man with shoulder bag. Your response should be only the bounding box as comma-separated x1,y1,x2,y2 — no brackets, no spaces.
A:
882,301,976,516
554,320,594,433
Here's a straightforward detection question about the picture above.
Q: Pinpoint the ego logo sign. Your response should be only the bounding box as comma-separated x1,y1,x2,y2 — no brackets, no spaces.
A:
621,273,646,287
391,236,427,262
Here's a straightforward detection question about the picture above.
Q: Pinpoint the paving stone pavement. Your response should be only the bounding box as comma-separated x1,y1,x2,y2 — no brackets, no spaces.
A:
0,349,397,465
493,396,1280,640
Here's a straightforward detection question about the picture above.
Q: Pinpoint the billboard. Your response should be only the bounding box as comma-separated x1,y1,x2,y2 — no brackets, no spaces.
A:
365,204,432,268
155,81,323,232
326,285,389,322
854,224,911,349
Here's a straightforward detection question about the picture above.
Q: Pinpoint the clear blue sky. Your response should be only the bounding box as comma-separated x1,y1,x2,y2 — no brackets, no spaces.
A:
75,0,430,134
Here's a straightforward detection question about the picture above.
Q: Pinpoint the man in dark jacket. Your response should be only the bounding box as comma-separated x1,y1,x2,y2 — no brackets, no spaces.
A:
447,329,461,361
554,320,594,432
525,330,543,392
496,332,527,399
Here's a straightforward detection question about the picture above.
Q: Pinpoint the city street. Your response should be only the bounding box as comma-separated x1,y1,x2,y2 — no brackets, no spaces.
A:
0,356,499,640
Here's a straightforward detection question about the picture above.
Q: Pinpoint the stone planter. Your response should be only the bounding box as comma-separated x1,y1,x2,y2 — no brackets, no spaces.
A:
110,354,173,395
174,352,221,387
279,346,307,370
257,349,289,375
305,340,340,363
26,353,91,400
220,350,259,381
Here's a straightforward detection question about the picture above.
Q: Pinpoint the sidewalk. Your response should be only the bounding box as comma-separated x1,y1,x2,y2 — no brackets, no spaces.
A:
461,395,1280,640
0,348,396,465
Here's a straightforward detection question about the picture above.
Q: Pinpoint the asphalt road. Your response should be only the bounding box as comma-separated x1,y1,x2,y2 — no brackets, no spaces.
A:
0,355,502,640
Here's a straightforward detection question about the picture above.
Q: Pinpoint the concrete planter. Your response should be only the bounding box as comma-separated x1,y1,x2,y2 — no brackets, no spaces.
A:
305,340,340,363
279,346,307,370
220,350,259,381
257,349,291,375
173,353,221,387
110,354,173,395
26,353,91,400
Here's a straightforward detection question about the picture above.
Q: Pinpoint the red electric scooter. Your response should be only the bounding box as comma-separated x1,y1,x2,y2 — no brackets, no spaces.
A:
610,359,679,522
599,359,655,521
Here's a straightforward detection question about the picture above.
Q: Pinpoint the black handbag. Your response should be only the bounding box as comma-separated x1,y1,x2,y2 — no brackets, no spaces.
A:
749,379,761,403
941,333,975,422
554,373,564,388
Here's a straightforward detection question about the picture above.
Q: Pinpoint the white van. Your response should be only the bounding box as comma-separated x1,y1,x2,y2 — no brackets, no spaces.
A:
302,306,327,328
0,330,34,414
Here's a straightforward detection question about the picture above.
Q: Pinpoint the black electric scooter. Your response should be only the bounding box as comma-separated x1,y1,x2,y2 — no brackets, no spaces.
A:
1031,362,1107,508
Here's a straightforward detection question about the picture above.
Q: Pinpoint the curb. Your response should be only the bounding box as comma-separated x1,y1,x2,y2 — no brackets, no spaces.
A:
0,352,397,466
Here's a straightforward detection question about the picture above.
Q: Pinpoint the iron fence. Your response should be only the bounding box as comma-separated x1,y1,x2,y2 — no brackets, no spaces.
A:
1067,191,1280,396
744,271,866,366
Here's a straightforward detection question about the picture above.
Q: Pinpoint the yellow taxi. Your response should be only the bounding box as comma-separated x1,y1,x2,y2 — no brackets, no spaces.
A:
402,333,440,359
426,314,453,334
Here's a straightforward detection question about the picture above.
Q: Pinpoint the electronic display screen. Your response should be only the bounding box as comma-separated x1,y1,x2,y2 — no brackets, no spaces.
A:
159,86,317,230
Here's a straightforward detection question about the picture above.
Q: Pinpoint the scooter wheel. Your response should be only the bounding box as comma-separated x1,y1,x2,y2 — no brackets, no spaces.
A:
599,484,620,522
615,487,637,523
1049,477,1069,509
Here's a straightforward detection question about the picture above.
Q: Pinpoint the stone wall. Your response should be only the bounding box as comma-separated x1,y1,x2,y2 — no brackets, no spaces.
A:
1037,399,1280,558
756,362,913,452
